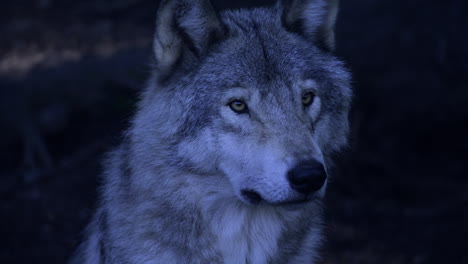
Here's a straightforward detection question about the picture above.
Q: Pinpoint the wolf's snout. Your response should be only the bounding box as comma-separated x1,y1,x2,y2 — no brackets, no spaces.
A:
287,160,327,194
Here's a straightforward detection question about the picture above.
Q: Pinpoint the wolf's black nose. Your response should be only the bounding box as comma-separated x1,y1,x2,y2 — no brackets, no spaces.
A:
287,160,327,194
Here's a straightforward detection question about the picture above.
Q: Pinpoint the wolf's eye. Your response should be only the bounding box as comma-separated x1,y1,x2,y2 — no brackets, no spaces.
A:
228,100,248,114
301,92,315,107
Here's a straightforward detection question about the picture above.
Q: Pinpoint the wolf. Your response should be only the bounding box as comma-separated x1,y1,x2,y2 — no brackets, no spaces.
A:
71,0,352,263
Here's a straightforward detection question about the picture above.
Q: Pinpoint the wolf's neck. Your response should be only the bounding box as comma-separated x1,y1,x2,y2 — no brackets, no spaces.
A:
199,199,301,264
209,203,280,263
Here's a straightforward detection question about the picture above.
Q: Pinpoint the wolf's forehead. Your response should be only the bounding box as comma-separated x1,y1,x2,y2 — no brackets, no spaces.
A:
192,9,338,98
217,12,314,85
205,43,287,92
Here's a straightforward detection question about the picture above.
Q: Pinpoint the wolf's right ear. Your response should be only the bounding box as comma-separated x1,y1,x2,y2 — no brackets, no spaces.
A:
280,0,339,51
153,0,225,75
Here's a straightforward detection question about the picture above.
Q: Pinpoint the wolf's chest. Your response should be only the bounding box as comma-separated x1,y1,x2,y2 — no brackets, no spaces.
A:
210,208,284,264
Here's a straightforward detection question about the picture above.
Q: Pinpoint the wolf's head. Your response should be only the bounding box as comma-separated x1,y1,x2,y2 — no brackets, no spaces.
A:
131,0,351,206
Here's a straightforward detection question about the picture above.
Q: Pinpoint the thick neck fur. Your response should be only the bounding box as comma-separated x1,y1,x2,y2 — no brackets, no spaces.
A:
101,143,324,264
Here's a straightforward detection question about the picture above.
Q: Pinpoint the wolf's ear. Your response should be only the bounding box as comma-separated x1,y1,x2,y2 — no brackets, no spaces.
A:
280,0,339,51
154,0,225,73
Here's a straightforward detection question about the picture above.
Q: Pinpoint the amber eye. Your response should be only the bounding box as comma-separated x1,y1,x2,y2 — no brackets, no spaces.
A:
229,100,248,114
301,92,315,107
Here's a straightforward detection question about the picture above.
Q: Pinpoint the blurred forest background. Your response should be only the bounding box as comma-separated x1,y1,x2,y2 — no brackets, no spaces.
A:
1,0,467,263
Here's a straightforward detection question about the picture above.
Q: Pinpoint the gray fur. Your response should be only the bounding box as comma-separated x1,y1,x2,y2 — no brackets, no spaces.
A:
71,0,351,263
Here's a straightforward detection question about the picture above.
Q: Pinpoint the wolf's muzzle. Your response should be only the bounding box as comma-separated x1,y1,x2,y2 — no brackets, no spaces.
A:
287,160,327,194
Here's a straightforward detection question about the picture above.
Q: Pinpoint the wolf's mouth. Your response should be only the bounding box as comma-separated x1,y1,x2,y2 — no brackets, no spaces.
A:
241,189,263,204
240,189,313,206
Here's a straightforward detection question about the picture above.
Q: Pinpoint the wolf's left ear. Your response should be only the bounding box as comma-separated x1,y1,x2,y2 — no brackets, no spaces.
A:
280,0,339,51
154,0,225,74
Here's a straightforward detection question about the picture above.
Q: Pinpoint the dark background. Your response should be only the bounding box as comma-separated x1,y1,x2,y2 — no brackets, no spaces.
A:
1,0,467,263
